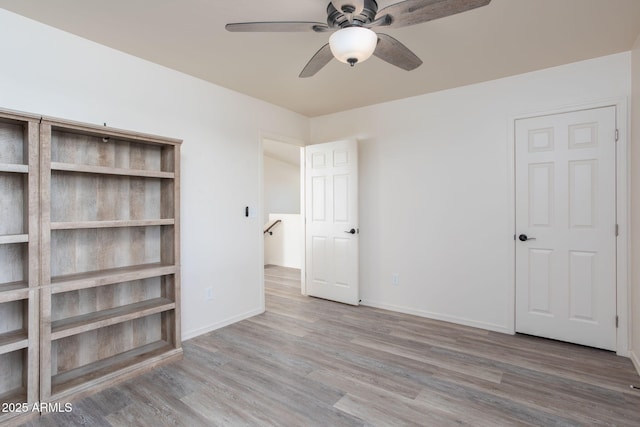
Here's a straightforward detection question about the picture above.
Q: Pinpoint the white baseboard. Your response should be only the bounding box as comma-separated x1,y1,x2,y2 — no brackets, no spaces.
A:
182,307,265,341
360,299,512,335
631,351,640,377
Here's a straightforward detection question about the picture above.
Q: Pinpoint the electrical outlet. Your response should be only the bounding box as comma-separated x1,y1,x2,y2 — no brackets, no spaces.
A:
391,273,400,286
205,287,214,300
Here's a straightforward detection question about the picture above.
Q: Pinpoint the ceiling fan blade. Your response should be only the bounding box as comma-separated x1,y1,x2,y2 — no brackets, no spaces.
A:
331,0,365,15
299,44,334,78
226,22,330,33
374,34,423,71
375,0,491,29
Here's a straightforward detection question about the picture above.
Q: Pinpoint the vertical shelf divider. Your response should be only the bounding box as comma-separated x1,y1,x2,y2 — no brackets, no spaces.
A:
26,119,40,406
39,121,52,403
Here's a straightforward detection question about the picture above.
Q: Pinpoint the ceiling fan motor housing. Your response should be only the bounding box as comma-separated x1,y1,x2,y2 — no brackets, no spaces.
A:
327,0,378,28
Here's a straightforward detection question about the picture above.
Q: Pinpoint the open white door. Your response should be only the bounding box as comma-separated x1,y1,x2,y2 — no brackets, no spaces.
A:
515,106,617,350
305,139,359,305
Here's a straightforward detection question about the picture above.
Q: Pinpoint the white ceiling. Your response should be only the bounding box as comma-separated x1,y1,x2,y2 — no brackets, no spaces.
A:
1,0,639,117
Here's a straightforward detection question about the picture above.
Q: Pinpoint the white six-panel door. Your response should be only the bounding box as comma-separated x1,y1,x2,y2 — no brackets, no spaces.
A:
305,139,359,305
515,106,617,351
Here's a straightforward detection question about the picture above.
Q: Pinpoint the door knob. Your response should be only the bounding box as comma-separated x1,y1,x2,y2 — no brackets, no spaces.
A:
344,228,356,234
518,234,536,242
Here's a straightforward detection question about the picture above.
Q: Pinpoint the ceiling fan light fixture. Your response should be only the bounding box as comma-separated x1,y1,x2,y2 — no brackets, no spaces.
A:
329,27,377,67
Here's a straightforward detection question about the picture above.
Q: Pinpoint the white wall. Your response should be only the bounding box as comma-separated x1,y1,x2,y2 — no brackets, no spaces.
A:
264,214,303,269
631,35,640,373
263,155,300,220
310,53,631,334
0,10,309,339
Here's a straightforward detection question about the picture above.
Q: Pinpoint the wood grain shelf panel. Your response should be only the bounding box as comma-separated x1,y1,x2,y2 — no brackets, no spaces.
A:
0,163,28,174
0,331,29,356
51,341,182,398
51,219,174,230
0,387,27,404
50,263,177,294
0,234,28,245
51,162,174,179
51,298,175,340
0,282,29,304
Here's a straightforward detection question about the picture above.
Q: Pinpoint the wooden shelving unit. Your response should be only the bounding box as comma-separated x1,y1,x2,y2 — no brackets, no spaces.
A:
0,108,181,422
39,118,182,402
0,110,40,426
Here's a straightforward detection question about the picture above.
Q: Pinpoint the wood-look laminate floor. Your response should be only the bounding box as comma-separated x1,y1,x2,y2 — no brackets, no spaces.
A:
23,265,640,426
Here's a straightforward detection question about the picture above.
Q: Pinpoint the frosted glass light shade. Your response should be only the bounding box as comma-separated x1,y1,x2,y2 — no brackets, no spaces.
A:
329,27,378,66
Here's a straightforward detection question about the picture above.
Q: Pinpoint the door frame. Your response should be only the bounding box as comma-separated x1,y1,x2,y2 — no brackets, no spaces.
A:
507,98,629,356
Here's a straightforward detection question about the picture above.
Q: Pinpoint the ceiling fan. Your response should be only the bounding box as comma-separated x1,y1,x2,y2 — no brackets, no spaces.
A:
226,0,491,77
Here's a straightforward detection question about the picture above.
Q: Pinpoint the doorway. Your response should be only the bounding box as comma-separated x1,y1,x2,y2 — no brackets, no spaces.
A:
260,136,361,306
261,137,305,299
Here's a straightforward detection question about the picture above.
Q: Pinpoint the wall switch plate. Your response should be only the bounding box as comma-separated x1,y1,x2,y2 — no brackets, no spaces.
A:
205,287,213,300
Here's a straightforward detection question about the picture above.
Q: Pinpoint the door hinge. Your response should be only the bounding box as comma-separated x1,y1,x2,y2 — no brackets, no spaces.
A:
616,315,619,328
615,224,619,237
615,129,619,142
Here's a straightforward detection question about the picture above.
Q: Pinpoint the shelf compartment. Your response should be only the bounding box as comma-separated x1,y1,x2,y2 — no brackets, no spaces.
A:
51,227,164,278
0,300,27,352
51,162,174,179
51,219,174,230
51,341,181,399
51,298,175,340
51,276,171,322
0,163,28,174
0,385,34,425
51,315,165,376
0,244,28,290
51,263,177,294
0,118,27,166
50,172,170,224
0,173,26,236
0,234,28,245
0,349,26,400
50,127,176,176
0,387,27,404
0,282,29,304
0,330,28,356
